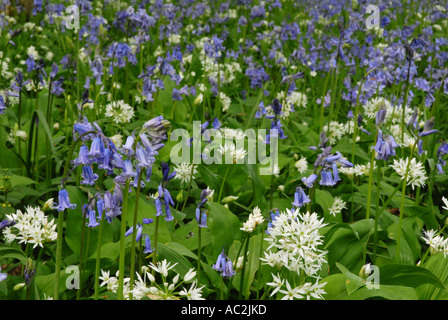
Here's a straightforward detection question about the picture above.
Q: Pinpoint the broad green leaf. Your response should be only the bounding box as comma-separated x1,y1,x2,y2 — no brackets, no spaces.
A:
325,219,375,274
347,285,418,300
207,202,242,255
379,264,446,290
416,253,448,300
9,175,36,188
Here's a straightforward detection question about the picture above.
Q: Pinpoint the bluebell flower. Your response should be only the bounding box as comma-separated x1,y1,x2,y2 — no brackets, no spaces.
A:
418,117,438,137
121,160,137,179
302,173,318,188
0,267,6,282
84,204,100,228
89,136,105,162
125,224,143,242
373,129,399,161
53,189,77,211
155,197,163,216
121,135,135,156
291,187,311,208
0,219,16,231
143,235,153,254
81,165,99,186
212,248,235,278
319,170,336,187
0,96,6,115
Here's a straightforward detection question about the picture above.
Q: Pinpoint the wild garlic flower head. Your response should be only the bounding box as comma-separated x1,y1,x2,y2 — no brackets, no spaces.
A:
173,162,197,184
2,206,57,248
329,197,347,216
295,157,308,173
421,229,448,256
104,100,135,124
241,206,264,233
100,260,203,300
261,208,328,276
390,157,427,189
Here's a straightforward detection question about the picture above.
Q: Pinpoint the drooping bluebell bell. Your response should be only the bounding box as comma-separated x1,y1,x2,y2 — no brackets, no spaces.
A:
0,267,6,282
81,165,99,186
418,117,438,137
212,248,236,279
0,219,16,231
319,170,336,187
302,173,318,188
265,211,280,235
373,129,400,161
291,187,311,208
84,203,100,228
143,235,153,254
121,159,137,180
0,96,5,115
53,189,77,211
125,224,143,242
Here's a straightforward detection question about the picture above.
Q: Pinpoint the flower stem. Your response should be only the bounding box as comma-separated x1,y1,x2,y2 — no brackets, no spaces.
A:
197,224,202,283
395,141,418,263
238,234,250,300
53,209,66,300
94,206,106,300
151,215,160,275
217,165,232,203
117,178,131,300
129,170,144,298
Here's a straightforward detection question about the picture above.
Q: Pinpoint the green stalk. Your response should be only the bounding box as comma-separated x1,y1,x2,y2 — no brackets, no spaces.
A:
129,170,144,298
117,179,131,300
395,140,418,263
197,224,202,283
217,165,232,203
53,131,94,300
75,211,87,300
53,209,65,300
151,215,160,273
94,206,107,300
365,128,378,220
238,234,250,299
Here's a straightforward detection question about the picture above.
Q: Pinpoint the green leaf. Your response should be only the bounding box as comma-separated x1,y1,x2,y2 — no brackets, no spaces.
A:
35,109,55,153
379,264,446,290
325,219,375,274
347,285,418,300
230,233,266,298
416,253,448,300
207,202,242,255
9,175,36,188
335,262,366,295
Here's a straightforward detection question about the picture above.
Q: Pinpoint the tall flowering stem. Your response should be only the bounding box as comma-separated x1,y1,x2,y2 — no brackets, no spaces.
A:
94,201,106,300
117,178,131,300
395,140,418,263
129,170,144,297
53,131,94,300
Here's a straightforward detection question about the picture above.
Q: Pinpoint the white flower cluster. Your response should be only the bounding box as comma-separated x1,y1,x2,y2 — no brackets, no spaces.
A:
104,100,135,124
100,259,204,300
273,91,308,119
2,206,57,249
261,209,328,299
173,162,198,184
294,156,308,173
7,123,27,145
325,121,354,145
240,206,264,233
339,161,376,178
266,273,326,300
362,97,413,125
329,197,347,216
421,229,448,257
214,142,247,163
389,157,427,190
